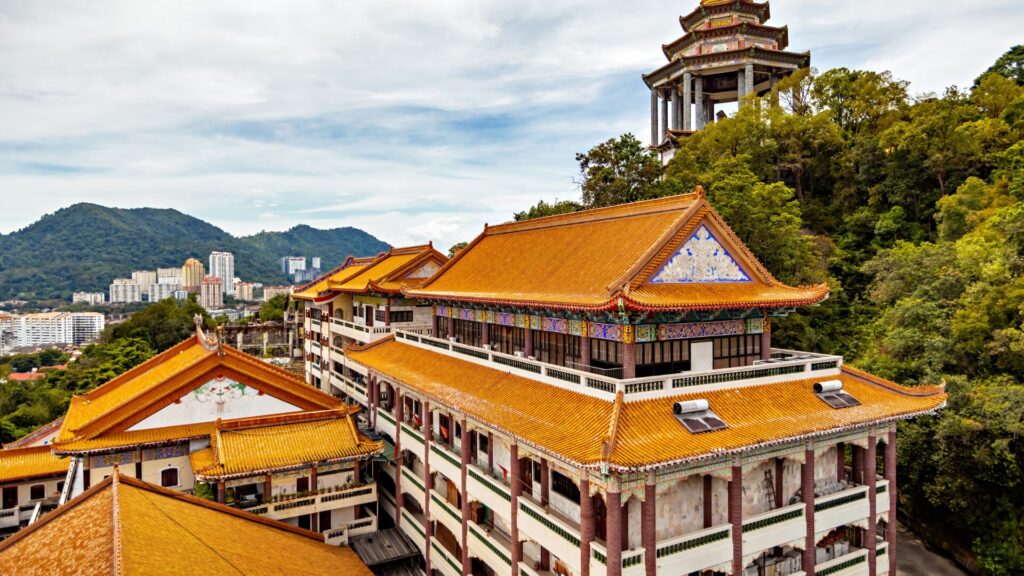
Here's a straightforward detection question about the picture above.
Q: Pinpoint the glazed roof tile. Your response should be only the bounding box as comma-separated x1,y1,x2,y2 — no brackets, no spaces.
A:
0,474,374,576
0,445,69,483
327,244,447,295
291,257,375,302
347,338,945,470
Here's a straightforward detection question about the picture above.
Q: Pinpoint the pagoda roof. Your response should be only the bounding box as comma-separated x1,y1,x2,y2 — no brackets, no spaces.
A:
291,255,378,302
681,0,770,32
326,244,447,295
189,408,383,480
405,193,827,313
54,335,342,448
0,474,374,576
0,445,69,484
644,45,810,88
662,22,790,60
346,337,946,471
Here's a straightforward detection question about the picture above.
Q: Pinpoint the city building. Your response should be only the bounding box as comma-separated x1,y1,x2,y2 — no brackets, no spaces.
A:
643,0,810,162
182,258,205,293
46,329,382,542
157,267,183,284
302,192,946,576
281,256,307,275
70,312,105,345
200,275,224,309
148,282,180,302
0,445,69,537
109,278,143,304
131,270,157,297
209,251,236,296
1,312,18,355
2,312,105,348
312,256,321,269
263,285,293,302
235,281,257,302
0,473,376,576
290,245,446,392
71,292,105,306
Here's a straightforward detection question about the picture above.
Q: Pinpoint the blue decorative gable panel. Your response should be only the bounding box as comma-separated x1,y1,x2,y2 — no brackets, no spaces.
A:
650,225,751,283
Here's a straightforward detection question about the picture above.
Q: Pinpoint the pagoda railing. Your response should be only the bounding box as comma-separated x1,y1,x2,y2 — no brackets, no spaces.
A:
391,330,842,402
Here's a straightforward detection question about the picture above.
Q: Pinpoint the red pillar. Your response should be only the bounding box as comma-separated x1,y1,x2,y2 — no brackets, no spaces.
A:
394,394,403,527
703,474,713,528
853,445,865,485
885,428,897,575
866,436,878,576
729,462,742,576
481,322,489,347
510,444,522,571
775,457,784,508
642,472,656,576
802,446,816,576
837,442,846,482
540,458,551,570
607,483,623,576
622,341,636,379
760,315,771,360
264,474,272,503
217,480,226,504
460,420,471,576
580,335,591,371
580,476,594,576
447,316,455,339
385,298,391,326
524,328,533,358
487,432,494,471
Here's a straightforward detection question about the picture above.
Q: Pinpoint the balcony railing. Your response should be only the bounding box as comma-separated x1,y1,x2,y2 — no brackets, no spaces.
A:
251,483,377,521
741,502,806,554
323,511,379,546
392,330,842,402
814,485,870,533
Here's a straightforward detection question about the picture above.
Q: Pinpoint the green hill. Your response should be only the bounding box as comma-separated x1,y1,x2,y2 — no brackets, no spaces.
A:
0,203,390,300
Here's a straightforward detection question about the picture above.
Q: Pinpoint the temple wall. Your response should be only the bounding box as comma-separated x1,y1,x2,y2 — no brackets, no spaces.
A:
549,489,581,524
654,474,705,540
815,446,838,485
741,460,776,517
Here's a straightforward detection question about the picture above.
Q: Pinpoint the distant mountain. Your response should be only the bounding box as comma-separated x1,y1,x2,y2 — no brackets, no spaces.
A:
0,203,390,301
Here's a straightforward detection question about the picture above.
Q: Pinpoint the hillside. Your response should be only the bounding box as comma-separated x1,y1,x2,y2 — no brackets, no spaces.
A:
0,203,390,300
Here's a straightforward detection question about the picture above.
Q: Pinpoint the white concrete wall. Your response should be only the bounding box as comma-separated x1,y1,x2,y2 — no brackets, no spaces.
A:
655,474,706,541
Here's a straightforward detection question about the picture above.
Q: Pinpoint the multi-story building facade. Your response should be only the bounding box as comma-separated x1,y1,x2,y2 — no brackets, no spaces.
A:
131,270,157,298
0,313,15,355
148,282,181,302
2,312,105,348
70,312,105,344
200,275,224,309
291,245,446,393
235,282,257,302
71,292,106,305
209,251,236,296
303,193,946,576
109,278,143,303
264,285,293,302
157,267,183,284
182,258,205,292
282,256,307,275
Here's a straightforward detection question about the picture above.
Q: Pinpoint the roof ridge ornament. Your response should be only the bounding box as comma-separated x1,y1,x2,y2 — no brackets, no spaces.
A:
194,314,222,353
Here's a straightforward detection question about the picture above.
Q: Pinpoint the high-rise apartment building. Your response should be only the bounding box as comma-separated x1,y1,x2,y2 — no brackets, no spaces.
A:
181,258,205,293
311,256,321,269
199,276,224,309
0,313,16,355
157,267,182,284
208,251,235,296
234,282,256,302
9,312,105,347
131,271,157,296
72,292,106,305
262,285,292,302
70,312,105,344
148,282,180,302
280,256,306,275
109,278,143,303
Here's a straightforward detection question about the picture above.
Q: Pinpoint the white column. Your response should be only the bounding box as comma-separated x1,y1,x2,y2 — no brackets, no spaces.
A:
694,76,704,130
737,69,746,106
660,89,669,141
745,63,755,101
682,72,692,131
650,89,659,146
669,87,679,131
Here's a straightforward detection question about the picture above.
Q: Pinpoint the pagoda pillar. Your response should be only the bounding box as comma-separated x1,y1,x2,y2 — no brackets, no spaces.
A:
885,428,897,575
682,71,692,131
510,444,523,571
650,88,659,146
694,76,704,130
524,327,533,358
737,68,746,104
447,316,455,340
395,393,403,527
729,458,742,576
866,436,878,576
670,85,679,130
642,471,656,576
540,458,551,570
264,474,272,503
487,431,494,470
481,321,489,347
580,476,594,576
745,63,755,101
660,89,669,141
622,340,636,379
384,298,391,325
607,479,623,576
217,480,226,504
802,442,816,576
761,314,771,361
461,420,472,576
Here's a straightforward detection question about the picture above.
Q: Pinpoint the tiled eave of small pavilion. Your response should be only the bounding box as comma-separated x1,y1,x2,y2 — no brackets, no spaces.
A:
680,0,770,32
643,46,811,88
661,22,790,59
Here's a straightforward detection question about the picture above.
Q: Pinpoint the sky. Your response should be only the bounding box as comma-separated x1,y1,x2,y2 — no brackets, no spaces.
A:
0,0,1020,252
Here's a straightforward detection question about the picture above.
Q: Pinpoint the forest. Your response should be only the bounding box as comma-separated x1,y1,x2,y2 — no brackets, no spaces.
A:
514,46,1024,573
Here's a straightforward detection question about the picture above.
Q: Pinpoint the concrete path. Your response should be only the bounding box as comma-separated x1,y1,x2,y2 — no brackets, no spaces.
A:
897,522,970,576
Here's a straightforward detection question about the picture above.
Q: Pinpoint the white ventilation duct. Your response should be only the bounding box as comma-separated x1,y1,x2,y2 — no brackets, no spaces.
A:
814,380,843,393
673,399,710,415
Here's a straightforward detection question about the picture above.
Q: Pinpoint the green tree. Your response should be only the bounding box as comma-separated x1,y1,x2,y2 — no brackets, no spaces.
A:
512,200,583,222
976,44,1024,86
258,294,288,322
107,295,210,351
576,134,683,208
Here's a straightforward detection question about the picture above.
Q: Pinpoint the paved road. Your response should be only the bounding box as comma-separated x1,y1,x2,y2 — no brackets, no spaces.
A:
896,522,969,576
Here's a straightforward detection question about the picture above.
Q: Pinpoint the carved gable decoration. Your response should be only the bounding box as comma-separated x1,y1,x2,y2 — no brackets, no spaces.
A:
650,225,750,283
407,261,441,279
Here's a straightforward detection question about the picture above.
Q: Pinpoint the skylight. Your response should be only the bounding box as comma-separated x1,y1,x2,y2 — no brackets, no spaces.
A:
673,399,728,433
814,380,861,409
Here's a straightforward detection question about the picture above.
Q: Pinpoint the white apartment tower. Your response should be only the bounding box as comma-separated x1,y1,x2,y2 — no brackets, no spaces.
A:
209,252,235,296
109,278,143,303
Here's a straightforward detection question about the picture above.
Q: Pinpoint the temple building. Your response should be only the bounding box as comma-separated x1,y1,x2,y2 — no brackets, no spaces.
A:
0,473,375,575
28,325,384,544
298,192,946,576
290,244,447,394
643,0,810,161
0,443,68,538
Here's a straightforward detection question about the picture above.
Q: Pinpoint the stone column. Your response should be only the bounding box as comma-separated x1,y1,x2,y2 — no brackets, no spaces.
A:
885,428,897,575
395,394,403,527
802,443,816,576
607,480,623,576
540,458,551,570
682,71,692,131
670,85,679,130
730,459,743,576
737,68,746,105
694,76,705,130
837,443,846,481
745,63,755,101
703,474,713,528
580,476,594,576
650,89,659,146
660,89,669,141
422,401,432,576
866,436,878,576
622,341,636,379
642,471,656,576
461,420,472,576
511,444,522,571
775,457,784,508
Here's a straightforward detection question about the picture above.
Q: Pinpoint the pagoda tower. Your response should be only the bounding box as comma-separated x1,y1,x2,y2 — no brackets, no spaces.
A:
643,0,810,146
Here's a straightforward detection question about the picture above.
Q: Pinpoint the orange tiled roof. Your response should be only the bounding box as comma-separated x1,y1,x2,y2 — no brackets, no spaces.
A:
327,244,447,295
407,193,828,312
3,417,64,449
0,445,69,483
291,255,378,302
347,338,945,470
190,409,383,479
0,474,375,576
56,335,341,447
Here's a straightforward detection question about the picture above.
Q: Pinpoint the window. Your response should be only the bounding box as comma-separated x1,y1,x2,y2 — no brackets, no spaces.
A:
453,319,482,346
533,331,581,368
160,468,179,488
712,334,761,369
56,481,65,494
435,315,450,339
29,484,45,500
637,340,690,376
491,325,524,356
375,309,386,322
391,310,413,323
590,339,623,371
552,471,580,502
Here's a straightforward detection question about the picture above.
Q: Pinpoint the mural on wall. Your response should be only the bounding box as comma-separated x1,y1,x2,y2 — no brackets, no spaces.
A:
407,261,441,279
650,225,750,283
128,377,301,431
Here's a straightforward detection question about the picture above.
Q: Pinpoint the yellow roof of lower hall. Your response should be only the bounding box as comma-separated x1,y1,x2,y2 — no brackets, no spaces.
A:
0,445,69,483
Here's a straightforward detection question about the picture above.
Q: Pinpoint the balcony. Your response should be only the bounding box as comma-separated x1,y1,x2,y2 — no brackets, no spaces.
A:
465,464,512,518
330,373,368,405
430,441,462,484
652,523,733,576
376,408,398,439
432,539,463,576
815,547,868,576
323,511,379,546
249,483,377,522
400,465,427,509
330,317,392,344
875,479,890,516
742,502,807,554
392,330,842,402
429,489,463,544
401,508,428,555
468,521,513,576
400,421,426,459
517,496,584,573
814,485,870,533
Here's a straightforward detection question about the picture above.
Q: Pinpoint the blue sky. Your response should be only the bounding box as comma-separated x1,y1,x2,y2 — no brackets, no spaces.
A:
0,0,1020,252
